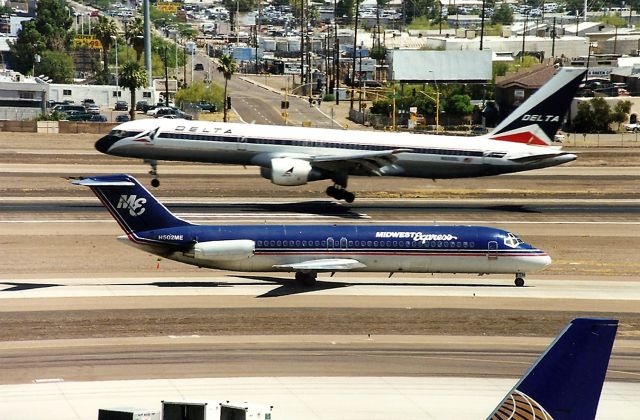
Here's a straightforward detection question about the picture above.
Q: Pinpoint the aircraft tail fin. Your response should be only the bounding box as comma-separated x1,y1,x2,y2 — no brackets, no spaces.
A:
488,67,586,146
73,174,190,234
488,317,618,420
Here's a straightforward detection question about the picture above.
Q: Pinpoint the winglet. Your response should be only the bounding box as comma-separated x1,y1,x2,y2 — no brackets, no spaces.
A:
488,317,618,420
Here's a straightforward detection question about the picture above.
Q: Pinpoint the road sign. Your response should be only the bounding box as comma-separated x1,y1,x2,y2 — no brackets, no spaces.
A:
74,35,102,49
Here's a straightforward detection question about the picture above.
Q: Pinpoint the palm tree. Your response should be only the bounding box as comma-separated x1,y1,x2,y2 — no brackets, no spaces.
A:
119,61,147,120
125,17,144,62
93,16,119,77
216,54,236,122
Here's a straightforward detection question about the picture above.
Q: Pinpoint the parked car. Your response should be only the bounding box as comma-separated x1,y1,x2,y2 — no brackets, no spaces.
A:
624,123,640,132
86,104,101,114
65,111,93,121
114,100,128,111
196,101,218,112
90,114,108,122
553,133,566,143
115,114,130,123
135,100,150,112
194,63,204,71
155,107,193,120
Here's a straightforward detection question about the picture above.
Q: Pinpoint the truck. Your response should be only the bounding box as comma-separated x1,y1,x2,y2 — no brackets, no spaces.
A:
98,407,160,420
161,401,273,420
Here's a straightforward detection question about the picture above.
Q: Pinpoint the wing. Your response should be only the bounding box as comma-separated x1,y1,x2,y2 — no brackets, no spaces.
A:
310,149,410,176
273,258,366,272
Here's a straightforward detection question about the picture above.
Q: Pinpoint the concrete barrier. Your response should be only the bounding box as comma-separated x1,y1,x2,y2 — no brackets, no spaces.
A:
0,120,37,132
59,121,118,134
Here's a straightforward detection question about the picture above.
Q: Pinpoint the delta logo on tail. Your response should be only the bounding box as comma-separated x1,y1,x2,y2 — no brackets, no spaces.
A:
488,68,586,147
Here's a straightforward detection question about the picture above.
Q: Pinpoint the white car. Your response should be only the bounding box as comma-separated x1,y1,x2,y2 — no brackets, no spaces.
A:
624,123,640,132
553,133,566,143
86,105,101,115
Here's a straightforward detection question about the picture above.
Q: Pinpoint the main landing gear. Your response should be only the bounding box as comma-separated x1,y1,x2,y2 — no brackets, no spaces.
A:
514,273,525,287
295,271,317,286
326,185,355,203
145,159,160,187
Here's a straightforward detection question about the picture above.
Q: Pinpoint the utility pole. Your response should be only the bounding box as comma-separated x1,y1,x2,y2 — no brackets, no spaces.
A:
480,0,485,50
164,46,169,107
300,0,305,94
350,0,360,110
334,0,340,105
143,0,152,85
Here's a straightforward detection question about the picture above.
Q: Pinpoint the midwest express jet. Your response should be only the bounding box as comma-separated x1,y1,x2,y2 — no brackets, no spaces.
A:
74,174,551,286
95,68,585,202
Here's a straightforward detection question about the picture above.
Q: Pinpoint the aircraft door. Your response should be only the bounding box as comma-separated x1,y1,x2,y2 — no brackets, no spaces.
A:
340,237,348,250
487,241,498,260
327,237,335,250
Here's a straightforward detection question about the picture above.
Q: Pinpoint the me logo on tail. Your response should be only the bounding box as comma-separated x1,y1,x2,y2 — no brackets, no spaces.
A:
117,195,146,216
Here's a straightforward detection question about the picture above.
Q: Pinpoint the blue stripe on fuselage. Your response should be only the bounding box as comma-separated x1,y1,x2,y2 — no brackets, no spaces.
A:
131,224,543,254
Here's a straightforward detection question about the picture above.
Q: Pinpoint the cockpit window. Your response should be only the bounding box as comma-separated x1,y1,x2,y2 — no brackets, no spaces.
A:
504,232,524,248
109,129,141,140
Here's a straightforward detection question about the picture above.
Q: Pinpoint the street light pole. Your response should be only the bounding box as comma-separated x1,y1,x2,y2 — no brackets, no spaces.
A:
111,36,119,95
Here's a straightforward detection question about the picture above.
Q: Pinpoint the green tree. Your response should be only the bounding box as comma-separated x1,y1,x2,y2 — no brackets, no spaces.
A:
36,50,74,83
8,20,45,75
611,100,632,130
491,3,513,25
125,17,145,62
33,0,73,51
119,61,148,121
175,81,225,109
444,94,474,116
600,14,628,28
93,16,119,79
572,97,631,133
216,54,237,122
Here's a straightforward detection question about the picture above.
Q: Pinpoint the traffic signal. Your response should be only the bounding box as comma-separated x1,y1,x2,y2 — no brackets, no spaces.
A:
226,96,231,110
281,100,290,109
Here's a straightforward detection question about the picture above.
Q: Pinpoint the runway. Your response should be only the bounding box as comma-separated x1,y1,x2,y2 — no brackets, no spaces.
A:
1,134,640,419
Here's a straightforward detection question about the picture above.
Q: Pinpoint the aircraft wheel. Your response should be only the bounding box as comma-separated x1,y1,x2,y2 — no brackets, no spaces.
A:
344,192,355,203
515,277,525,287
326,186,338,199
151,178,160,188
295,272,317,286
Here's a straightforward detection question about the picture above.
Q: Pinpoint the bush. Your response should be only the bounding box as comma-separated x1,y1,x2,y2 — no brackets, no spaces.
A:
323,93,335,102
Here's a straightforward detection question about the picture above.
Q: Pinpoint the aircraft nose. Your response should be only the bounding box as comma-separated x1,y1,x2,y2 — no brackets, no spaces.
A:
95,134,117,154
535,253,552,269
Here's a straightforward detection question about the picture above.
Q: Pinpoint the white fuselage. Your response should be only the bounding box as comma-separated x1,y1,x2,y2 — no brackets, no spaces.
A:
99,119,576,180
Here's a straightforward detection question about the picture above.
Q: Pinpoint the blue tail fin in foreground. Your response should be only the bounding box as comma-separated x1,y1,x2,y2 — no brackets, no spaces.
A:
73,174,190,234
488,318,618,420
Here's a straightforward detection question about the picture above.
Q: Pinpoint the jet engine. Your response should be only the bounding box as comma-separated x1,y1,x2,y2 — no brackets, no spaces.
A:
260,157,330,186
185,239,255,261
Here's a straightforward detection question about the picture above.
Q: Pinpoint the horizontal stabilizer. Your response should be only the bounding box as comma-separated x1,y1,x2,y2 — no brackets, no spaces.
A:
72,179,135,187
273,258,366,271
508,151,577,164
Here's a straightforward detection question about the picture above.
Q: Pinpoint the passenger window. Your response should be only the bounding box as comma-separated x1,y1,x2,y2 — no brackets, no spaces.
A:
367,241,372,246
316,241,320,246
270,241,275,246
457,242,462,248
430,241,436,248
437,241,442,247
444,241,449,247
257,241,262,246
296,240,301,246
348,241,353,247
470,242,475,248
277,241,281,246
321,241,326,246
393,241,398,247
374,241,379,247
463,242,468,248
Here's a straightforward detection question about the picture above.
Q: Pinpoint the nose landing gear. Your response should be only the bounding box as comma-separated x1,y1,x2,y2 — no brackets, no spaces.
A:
515,273,525,287
145,159,160,187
